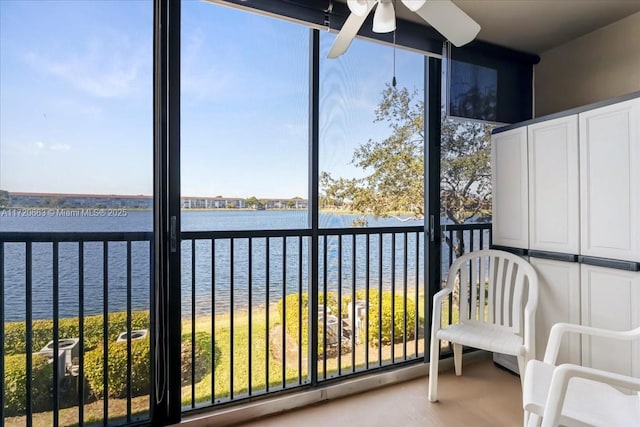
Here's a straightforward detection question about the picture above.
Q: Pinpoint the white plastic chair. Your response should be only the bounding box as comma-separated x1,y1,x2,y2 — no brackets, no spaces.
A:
523,323,640,427
428,249,539,402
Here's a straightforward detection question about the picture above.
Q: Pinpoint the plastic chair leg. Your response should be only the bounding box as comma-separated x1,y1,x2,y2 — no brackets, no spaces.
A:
453,343,463,376
517,355,527,388
428,337,440,402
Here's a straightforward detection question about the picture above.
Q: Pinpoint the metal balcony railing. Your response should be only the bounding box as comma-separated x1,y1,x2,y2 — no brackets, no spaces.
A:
1,231,153,426
0,223,491,425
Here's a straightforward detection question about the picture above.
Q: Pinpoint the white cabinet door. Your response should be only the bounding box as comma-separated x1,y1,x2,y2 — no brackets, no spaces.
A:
492,127,529,249
579,98,640,262
530,258,581,364
528,116,580,254
581,264,640,377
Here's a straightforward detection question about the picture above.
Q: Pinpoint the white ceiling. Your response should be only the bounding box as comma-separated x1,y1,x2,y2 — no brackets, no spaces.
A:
339,0,640,54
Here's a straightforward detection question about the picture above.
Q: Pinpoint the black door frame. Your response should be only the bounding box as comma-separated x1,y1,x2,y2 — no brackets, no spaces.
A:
424,56,442,360
152,0,181,424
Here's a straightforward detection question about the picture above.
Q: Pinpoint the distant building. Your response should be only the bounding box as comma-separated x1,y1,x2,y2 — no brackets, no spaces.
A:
8,192,153,209
181,196,247,209
7,192,309,210
181,196,308,209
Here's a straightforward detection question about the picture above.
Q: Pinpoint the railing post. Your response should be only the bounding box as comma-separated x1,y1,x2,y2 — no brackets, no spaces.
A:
0,241,4,425
308,27,320,386
26,241,33,427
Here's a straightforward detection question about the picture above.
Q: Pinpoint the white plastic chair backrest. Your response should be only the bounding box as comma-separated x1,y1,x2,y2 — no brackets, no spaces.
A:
447,249,538,335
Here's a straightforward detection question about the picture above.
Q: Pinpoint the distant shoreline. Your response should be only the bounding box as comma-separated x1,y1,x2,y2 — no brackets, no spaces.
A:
0,206,382,214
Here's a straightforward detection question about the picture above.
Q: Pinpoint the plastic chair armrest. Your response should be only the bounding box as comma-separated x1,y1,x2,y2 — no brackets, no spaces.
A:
433,287,452,306
523,304,537,358
541,363,640,427
431,287,453,334
543,323,640,364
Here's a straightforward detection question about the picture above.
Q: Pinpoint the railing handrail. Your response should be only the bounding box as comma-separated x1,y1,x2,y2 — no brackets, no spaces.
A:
318,225,423,235
0,226,427,243
182,226,425,240
441,223,491,231
181,229,311,240
0,223,489,243
0,231,153,242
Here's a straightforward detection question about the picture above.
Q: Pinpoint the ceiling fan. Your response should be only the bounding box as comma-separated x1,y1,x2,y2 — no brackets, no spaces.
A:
328,0,481,58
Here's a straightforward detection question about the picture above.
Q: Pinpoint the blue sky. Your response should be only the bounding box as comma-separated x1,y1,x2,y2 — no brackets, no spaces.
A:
1,0,424,199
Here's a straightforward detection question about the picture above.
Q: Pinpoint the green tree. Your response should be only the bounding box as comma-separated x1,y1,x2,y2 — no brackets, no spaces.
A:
245,196,259,209
440,117,492,255
320,85,493,256
321,86,424,220
0,190,9,207
319,172,356,210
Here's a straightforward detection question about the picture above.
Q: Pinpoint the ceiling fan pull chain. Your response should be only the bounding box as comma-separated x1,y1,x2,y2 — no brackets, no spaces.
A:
324,1,333,30
392,22,397,87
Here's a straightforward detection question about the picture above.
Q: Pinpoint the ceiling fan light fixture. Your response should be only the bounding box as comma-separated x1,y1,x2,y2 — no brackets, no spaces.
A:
328,0,479,58
372,0,395,33
347,0,370,16
400,0,426,13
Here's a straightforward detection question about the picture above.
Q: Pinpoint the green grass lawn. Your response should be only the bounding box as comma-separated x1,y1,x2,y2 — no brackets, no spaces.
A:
5,291,440,426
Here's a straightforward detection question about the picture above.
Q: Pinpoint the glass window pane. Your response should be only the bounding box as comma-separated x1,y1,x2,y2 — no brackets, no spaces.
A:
319,34,425,229
1,1,153,424
181,3,309,232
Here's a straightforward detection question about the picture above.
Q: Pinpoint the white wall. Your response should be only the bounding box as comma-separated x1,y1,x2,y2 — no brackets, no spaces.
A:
535,12,640,117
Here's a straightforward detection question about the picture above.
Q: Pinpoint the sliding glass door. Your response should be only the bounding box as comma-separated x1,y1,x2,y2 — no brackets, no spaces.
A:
178,0,311,408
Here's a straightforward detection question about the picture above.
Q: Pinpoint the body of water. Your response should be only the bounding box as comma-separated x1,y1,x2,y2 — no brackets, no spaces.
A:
1,210,431,321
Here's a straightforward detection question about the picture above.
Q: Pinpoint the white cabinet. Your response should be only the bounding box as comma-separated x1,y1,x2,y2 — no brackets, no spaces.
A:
579,98,640,262
491,127,529,249
528,116,580,254
580,264,640,377
530,258,581,364
492,94,640,378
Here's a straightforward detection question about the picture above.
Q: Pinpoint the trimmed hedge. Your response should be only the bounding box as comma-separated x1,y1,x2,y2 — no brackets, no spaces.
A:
4,310,150,356
277,292,339,355
362,290,417,345
84,331,218,399
278,290,418,353
3,353,52,417
84,338,152,399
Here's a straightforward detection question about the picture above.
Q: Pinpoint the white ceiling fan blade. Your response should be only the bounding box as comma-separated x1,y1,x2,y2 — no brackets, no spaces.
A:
415,0,480,47
400,0,426,12
327,2,376,58
347,0,370,16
